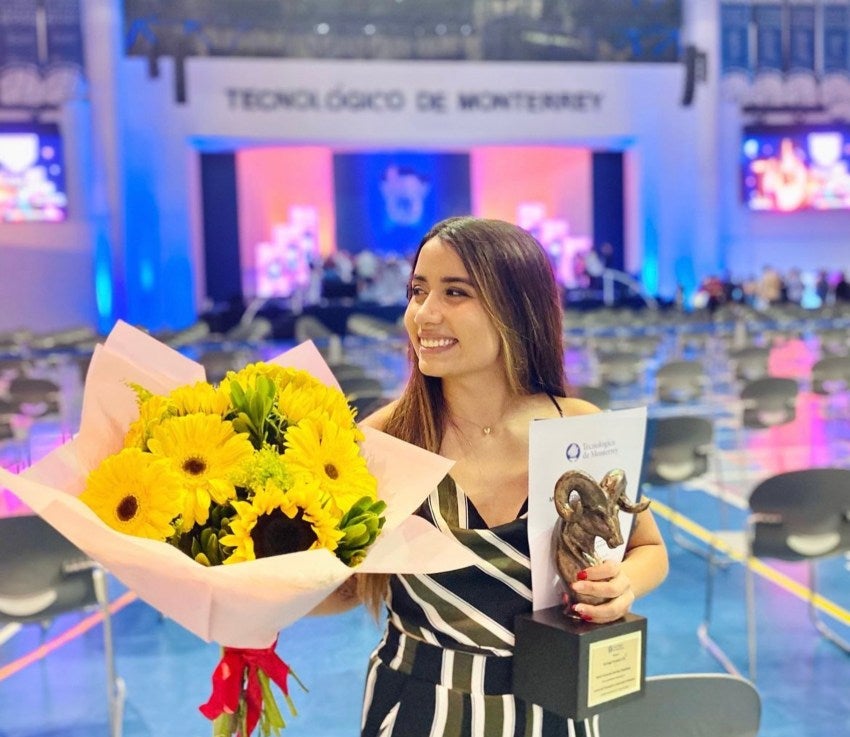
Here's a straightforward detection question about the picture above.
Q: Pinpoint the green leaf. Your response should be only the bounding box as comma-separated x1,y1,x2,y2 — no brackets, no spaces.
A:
194,552,212,566
257,669,286,731
342,522,368,541
204,533,221,566
230,380,247,407
212,712,236,737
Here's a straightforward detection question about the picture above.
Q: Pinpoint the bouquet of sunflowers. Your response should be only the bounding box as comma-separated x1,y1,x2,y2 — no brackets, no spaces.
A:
82,363,385,570
0,321,475,737
80,361,386,736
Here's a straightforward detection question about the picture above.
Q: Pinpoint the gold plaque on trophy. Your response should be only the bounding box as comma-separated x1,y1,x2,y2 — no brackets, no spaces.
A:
586,628,643,708
513,607,646,721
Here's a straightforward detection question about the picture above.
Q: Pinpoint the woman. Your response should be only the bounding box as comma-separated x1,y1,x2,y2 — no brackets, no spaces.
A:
323,216,668,736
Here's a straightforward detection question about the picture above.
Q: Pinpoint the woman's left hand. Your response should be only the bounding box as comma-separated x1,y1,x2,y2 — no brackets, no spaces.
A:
566,559,635,624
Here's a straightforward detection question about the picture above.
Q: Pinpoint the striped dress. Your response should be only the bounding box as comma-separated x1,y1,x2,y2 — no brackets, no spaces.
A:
360,476,597,737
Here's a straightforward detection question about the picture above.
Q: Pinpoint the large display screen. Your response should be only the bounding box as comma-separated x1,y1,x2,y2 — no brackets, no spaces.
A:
742,124,850,212
333,151,472,257
0,122,68,223
230,146,595,299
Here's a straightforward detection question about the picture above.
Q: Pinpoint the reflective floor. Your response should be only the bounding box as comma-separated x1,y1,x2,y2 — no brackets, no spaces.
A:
1,312,850,737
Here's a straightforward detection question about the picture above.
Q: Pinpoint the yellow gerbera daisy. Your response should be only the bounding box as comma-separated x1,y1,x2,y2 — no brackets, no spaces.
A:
168,381,231,417
224,363,332,401
280,380,359,434
221,363,300,394
80,448,184,540
283,417,377,516
222,362,359,442
221,475,343,564
124,393,173,449
273,380,327,427
147,413,255,532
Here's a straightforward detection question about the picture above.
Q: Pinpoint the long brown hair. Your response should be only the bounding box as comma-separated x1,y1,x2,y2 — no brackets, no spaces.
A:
359,216,568,615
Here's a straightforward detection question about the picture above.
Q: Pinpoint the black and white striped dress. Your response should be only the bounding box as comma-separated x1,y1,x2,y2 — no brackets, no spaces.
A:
360,476,597,737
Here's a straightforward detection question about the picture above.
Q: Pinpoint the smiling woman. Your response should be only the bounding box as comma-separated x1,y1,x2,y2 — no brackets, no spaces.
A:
314,215,669,737
405,237,503,386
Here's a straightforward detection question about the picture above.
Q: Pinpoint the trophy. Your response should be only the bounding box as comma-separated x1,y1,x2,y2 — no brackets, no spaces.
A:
555,469,650,604
513,468,650,721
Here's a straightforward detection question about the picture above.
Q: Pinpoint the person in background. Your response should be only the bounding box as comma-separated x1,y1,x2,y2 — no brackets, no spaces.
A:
702,274,726,313
815,270,831,306
784,267,804,305
756,265,783,309
317,216,668,737
835,271,850,303
354,247,381,298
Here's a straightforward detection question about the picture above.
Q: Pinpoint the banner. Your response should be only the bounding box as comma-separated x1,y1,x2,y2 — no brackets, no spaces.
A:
44,0,84,69
824,3,850,76
720,2,752,77
788,2,816,76
753,2,785,75
0,0,39,68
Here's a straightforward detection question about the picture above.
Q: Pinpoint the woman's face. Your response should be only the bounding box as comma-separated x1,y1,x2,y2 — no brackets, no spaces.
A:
404,237,503,383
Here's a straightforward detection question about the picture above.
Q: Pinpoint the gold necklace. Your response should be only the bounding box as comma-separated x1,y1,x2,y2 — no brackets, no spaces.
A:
450,402,514,437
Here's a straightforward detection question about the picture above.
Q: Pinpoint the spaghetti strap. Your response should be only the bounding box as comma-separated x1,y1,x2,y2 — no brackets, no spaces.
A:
546,392,564,417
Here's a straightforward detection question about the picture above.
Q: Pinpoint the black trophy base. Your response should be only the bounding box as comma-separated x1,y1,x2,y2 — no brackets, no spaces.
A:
513,606,646,721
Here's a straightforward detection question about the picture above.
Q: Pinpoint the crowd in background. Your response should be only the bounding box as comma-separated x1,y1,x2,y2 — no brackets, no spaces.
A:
288,249,411,310
298,243,625,310
284,245,850,318
692,266,850,313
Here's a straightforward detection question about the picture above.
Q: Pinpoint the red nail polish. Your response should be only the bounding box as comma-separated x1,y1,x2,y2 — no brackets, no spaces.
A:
577,570,588,581
581,614,593,622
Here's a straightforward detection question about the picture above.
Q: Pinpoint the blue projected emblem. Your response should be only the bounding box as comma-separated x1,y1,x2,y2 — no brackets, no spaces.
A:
565,443,581,461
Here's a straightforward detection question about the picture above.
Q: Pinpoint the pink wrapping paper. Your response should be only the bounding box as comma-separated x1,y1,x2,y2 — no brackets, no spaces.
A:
0,321,477,648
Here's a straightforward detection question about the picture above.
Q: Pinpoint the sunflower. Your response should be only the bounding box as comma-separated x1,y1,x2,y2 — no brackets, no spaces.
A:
220,475,343,564
283,417,377,516
80,448,184,540
147,413,255,532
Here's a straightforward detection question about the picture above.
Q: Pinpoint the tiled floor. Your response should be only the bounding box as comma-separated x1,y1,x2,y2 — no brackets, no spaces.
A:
1,319,850,737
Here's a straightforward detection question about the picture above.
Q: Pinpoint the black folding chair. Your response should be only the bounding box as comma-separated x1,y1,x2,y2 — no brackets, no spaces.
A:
0,515,125,737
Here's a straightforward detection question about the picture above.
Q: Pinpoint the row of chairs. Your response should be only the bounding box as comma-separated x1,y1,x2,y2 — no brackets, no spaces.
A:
642,413,850,680
0,329,151,737
4,306,841,736
593,348,850,394
0,517,762,737
0,461,773,734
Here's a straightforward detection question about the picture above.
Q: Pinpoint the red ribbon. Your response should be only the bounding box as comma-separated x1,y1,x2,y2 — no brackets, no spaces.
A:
199,639,291,736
